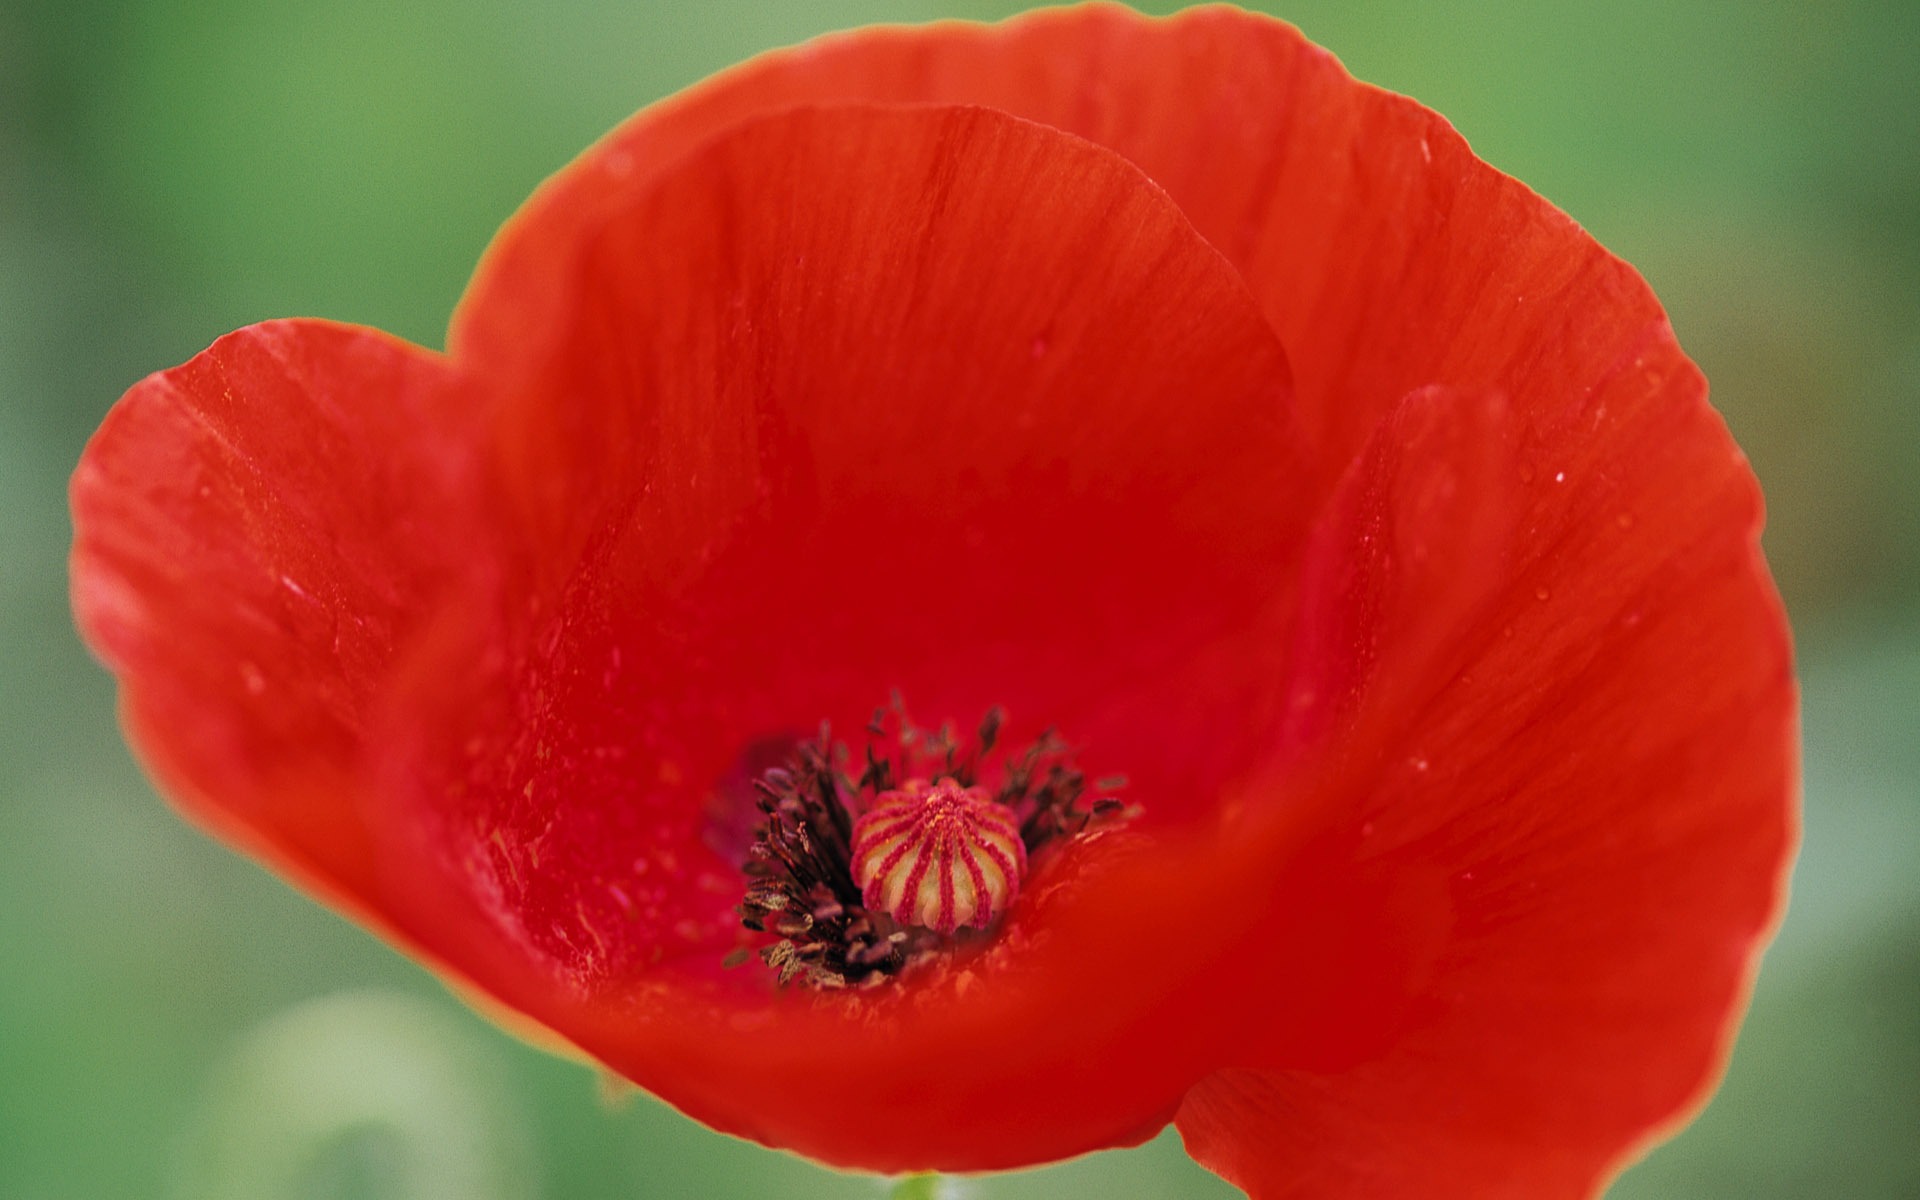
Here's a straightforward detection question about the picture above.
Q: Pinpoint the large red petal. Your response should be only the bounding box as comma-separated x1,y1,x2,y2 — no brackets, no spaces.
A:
70,321,482,908
349,104,1314,1169
1174,338,1794,1196
451,5,1662,497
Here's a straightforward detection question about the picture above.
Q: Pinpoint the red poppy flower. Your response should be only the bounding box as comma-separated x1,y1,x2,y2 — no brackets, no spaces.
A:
70,5,1795,1197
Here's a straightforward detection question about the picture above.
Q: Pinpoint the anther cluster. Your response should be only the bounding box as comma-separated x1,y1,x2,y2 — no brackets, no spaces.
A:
735,701,1128,988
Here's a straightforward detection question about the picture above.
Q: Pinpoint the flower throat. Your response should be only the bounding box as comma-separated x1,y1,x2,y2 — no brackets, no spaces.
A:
733,701,1128,989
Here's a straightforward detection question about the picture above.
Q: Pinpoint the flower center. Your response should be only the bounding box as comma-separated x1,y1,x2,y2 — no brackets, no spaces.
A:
730,701,1128,989
851,778,1026,935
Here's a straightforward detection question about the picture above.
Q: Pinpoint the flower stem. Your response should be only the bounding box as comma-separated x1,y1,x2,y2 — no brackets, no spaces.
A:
888,1174,945,1200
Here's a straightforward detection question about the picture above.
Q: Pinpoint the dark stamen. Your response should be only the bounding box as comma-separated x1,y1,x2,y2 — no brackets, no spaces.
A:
730,699,1131,989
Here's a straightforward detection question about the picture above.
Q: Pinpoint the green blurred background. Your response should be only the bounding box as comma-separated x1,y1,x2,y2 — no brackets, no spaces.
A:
3,0,1915,1196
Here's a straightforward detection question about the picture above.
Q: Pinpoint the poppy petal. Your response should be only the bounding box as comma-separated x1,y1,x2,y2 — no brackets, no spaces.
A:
1174,340,1795,1196
1277,386,1521,766
70,320,481,906
451,6,1657,495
